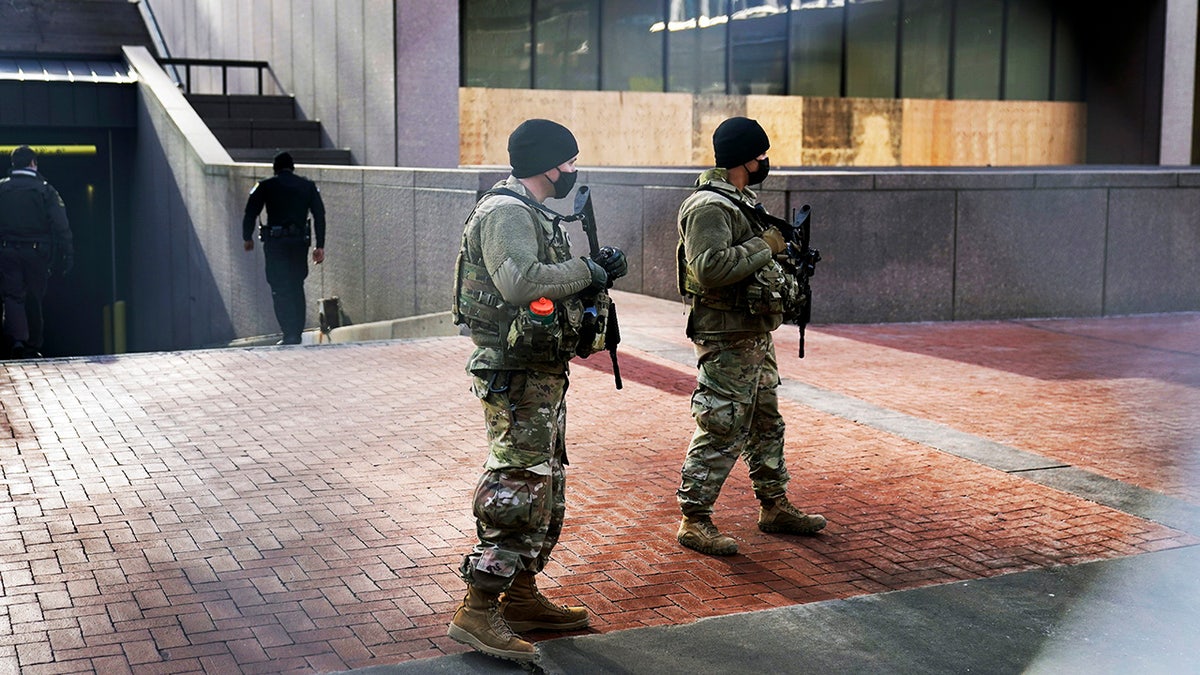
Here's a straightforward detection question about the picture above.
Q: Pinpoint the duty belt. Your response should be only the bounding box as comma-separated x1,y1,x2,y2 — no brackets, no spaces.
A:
260,222,308,240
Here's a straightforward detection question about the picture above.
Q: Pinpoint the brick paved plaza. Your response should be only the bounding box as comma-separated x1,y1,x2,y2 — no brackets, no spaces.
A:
2,292,1199,673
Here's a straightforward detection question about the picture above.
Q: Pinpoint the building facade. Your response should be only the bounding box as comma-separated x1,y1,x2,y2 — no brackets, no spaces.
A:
143,0,1197,168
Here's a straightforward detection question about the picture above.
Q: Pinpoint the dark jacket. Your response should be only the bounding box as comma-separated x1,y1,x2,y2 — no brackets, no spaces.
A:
241,169,326,247
0,169,72,252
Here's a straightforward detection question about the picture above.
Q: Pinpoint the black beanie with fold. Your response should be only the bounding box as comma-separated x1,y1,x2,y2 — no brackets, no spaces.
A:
508,119,579,178
713,117,770,168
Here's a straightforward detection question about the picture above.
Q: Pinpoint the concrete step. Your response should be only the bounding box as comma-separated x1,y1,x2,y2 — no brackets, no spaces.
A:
187,94,295,120
207,119,323,149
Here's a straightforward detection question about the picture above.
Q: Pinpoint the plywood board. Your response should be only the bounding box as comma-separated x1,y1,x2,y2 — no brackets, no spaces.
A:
595,91,693,167
901,99,1087,166
848,97,903,167
691,95,744,165
460,87,693,168
746,95,804,167
461,88,1087,168
801,97,901,167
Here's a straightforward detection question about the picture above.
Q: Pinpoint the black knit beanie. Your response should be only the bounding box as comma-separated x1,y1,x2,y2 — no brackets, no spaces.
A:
508,119,579,178
713,117,770,168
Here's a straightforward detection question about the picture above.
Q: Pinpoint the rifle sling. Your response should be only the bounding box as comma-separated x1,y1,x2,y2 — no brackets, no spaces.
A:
694,185,791,233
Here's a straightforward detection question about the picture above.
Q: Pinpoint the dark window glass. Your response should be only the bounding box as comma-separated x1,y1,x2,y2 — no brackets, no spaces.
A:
535,0,600,90
667,0,728,93
1052,11,1083,101
462,0,532,89
730,2,788,95
790,1,844,97
845,0,898,98
601,0,665,91
953,0,1003,99
899,0,950,99
1004,0,1052,100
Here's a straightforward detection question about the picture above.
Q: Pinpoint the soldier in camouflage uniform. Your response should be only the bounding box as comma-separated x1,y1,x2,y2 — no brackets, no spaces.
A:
448,119,628,662
675,117,827,556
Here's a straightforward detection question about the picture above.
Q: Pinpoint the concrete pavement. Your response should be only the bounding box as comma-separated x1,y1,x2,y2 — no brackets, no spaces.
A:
2,291,1199,674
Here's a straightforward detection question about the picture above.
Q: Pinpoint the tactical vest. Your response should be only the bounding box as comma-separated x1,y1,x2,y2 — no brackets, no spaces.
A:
453,189,596,363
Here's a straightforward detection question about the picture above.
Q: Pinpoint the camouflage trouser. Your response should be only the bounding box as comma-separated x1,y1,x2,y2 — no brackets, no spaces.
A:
460,368,568,594
677,333,789,517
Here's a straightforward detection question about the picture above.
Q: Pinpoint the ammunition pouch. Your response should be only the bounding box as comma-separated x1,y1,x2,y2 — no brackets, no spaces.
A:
746,260,800,317
683,260,799,318
506,304,564,361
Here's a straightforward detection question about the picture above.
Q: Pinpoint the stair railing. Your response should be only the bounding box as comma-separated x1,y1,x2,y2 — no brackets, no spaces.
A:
156,57,272,95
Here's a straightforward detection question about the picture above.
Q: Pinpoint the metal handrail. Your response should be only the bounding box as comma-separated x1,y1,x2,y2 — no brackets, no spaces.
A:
157,57,270,95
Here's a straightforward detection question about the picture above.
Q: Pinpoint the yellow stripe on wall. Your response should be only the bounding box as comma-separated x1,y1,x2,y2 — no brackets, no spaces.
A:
0,144,98,156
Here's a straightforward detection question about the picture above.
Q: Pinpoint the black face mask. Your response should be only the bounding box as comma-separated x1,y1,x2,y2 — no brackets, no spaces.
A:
551,169,578,199
746,157,770,185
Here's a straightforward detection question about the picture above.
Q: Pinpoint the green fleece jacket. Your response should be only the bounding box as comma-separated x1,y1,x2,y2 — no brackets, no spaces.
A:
676,168,782,338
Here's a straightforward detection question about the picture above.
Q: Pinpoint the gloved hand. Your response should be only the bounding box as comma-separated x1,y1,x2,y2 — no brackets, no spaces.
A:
584,257,609,292
594,246,628,284
761,227,787,255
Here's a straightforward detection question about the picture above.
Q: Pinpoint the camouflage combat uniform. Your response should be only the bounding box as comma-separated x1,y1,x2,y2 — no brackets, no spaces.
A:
455,176,596,594
676,168,791,516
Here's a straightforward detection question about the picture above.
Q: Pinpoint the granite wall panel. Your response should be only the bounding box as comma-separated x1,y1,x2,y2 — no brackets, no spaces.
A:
956,189,1108,320
1106,188,1200,314
804,189,956,323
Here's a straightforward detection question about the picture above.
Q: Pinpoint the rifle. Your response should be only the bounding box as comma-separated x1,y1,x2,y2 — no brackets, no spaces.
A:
572,185,623,389
777,203,820,358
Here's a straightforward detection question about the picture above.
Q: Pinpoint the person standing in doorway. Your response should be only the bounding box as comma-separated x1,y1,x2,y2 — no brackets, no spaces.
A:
0,145,73,359
242,151,326,345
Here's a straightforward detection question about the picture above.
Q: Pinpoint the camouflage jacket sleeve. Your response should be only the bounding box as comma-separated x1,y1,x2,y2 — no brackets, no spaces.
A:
680,191,772,289
479,201,593,306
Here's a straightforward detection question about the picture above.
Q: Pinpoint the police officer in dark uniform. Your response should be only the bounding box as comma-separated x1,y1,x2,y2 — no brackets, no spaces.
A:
0,145,72,359
242,151,326,345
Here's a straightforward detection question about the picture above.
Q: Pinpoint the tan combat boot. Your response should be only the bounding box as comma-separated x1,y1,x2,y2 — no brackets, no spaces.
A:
500,571,589,632
447,585,537,662
758,496,827,535
677,515,739,555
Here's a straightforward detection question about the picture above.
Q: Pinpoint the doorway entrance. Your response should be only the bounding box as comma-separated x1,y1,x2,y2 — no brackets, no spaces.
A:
0,128,133,358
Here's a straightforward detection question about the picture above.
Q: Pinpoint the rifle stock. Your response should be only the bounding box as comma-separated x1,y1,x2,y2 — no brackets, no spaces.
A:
573,186,602,258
